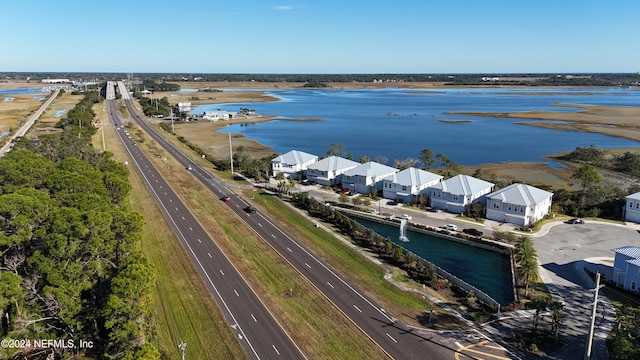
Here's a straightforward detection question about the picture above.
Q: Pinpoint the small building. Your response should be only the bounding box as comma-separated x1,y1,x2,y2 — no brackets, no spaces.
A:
178,102,192,112
612,246,640,293
485,183,553,226
203,110,236,121
271,150,318,179
429,174,495,214
342,162,398,195
305,156,360,186
382,167,443,203
623,191,640,224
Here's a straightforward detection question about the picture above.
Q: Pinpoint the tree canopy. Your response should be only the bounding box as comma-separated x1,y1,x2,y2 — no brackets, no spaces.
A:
0,92,158,359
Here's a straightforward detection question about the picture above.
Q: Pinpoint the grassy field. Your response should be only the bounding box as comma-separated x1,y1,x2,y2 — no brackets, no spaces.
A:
92,102,246,359
29,91,84,138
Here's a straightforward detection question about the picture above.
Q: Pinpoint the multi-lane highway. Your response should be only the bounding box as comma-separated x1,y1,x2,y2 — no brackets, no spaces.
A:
111,81,466,359
106,82,305,360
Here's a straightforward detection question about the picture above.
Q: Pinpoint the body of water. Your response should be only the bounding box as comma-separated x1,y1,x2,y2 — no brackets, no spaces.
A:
0,88,45,95
354,217,514,305
193,87,640,166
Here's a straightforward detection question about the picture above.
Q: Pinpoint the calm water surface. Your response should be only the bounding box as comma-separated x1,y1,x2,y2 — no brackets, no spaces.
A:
354,217,514,305
193,87,640,166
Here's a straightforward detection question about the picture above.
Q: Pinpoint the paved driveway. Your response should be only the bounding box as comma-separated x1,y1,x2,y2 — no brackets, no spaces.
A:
531,221,640,359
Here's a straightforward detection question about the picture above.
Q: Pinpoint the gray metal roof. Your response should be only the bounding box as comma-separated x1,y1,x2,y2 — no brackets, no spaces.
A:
343,161,398,178
272,150,318,165
306,156,360,172
486,183,553,206
430,174,494,196
613,246,640,259
384,167,442,186
626,191,640,201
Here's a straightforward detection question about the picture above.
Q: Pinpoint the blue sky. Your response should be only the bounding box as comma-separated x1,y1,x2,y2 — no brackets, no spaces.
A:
2,0,639,74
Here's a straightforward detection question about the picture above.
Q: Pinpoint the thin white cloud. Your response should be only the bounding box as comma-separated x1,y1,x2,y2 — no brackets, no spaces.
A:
274,5,294,10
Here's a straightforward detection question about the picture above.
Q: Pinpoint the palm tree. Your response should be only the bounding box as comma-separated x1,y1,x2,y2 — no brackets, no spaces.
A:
515,236,540,297
550,300,564,339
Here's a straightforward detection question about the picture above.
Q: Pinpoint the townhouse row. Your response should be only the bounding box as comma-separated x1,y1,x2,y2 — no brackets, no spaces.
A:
271,150,553,227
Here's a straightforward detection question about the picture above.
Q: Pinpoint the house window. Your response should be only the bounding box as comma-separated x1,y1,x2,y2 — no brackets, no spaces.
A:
493,202,500,209
632,281,637,290
402,186,407,191
508,205,512,211
629,201,633,208
452,195,459,200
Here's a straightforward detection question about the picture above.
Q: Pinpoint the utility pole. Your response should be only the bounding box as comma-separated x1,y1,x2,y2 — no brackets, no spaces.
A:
229,131,234,177
585,272,603,360
171,109,175,134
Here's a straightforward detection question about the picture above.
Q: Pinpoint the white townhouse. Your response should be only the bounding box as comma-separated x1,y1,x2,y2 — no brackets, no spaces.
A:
612,246,640,293
305,156,360,186
382,167,443,203
485,183,553,226
342,162,398,195
623,191,640,224
429,174,495,214
271,150,318,179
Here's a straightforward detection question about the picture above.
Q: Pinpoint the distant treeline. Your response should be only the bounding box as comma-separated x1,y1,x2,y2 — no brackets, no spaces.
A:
3,72,640,87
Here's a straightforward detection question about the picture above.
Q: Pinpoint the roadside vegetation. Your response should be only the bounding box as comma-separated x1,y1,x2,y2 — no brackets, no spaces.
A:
1,92,158,359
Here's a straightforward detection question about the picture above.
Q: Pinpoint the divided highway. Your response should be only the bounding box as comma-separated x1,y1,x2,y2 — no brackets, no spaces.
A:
113,81,458,359
106,84,305,360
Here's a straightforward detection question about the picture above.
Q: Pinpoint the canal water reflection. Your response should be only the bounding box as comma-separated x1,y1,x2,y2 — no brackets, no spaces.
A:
354,217,514,305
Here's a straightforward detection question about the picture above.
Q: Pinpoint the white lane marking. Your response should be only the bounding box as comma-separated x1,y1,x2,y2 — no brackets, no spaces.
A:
271,234,276,238
175,207,179,211
208,253,212,258
220,269,225,276
251,314,257,323
189,227,193,231
258,223,262,227
234,290,239,297
354,305,362,313
286,247,292,252
198,238,202,243
327,282,334,289
272,345,280,355
182,216,185,220
305,263,311,269
386,333,397,343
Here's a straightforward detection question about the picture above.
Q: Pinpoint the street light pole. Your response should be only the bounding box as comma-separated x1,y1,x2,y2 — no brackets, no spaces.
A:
585,272,603,360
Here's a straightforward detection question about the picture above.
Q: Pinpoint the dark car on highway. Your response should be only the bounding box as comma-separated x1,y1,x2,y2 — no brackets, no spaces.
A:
244,205,257,213
462,228,483,237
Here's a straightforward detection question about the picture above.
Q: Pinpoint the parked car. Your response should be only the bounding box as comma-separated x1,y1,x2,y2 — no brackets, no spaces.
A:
400,214,412,220
244,205,257,213
221,196,231,202
567,218,584,224
463,228,483,237
443,224,458,231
